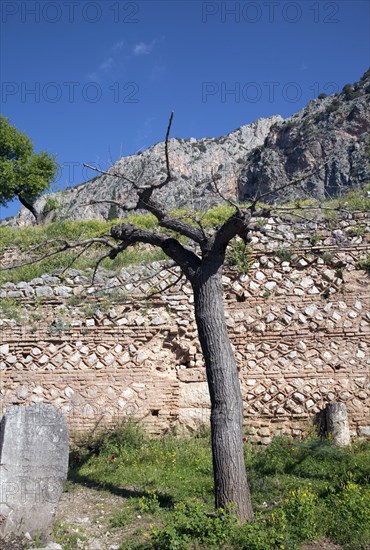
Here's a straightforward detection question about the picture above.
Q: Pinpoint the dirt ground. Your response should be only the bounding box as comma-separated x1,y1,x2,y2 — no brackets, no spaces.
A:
54,484,145,549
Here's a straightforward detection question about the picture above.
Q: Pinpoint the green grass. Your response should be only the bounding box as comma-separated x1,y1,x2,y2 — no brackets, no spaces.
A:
0,206,237,284
0,217,168,284
61,422,370,550
358,254,370,273
1,184,369,285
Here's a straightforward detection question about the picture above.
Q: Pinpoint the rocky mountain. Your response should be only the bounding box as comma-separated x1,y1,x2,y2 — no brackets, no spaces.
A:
7,70,370,226
239,70,370,203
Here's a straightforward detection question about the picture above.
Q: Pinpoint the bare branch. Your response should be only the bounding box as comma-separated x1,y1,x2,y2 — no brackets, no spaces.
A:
146,270,183,298
83,163,136,185
211,170,241,213
132,112,175,194
0,237,115,272
110,223,200,279
165,111,174,182
136,110,175,192
61,241,96,275
91,251,114,282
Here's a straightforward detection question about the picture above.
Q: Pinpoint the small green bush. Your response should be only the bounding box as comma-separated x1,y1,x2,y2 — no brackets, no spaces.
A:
42,195,60,216
309,234,320,245
231,509,294,550
282,485,324,542
348,225,365,237
151,499,237,549
109,506,134,528
360,68,370,81
326,99,341,113
138,489,161,514
358,254,370,273
325,482,370,549
342,83,353,94
227,239,253,274
276,248,293,262
0,297,22,321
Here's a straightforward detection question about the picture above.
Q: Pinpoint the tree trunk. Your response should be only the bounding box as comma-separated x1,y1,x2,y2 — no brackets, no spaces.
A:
192,259,253,522
18,195,41,225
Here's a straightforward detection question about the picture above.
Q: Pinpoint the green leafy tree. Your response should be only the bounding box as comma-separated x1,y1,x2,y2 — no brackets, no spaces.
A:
0,116,57,223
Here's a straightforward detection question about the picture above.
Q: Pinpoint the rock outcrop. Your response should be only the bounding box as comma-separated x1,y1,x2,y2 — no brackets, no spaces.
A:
5,70,370,226
239,71,370,202
8,116,281,225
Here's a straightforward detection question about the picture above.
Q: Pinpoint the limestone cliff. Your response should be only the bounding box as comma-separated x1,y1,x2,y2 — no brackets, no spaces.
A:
239,71,370,202
6,70,370,226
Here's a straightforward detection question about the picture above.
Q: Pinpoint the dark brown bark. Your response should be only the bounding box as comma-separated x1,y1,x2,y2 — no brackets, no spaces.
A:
17,194,41,224
192,256,253,521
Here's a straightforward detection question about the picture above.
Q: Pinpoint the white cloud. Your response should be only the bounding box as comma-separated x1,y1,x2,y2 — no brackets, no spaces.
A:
133,40,156,55
99,57,114,72
87,36,163,82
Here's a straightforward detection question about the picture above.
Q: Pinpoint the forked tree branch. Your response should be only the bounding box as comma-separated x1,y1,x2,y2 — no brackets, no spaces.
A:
211,209,252,254
136,195,206,245
110,223,200,279
91,244,127,282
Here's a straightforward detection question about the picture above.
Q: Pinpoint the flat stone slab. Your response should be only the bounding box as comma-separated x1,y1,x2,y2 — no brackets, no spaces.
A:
0,404,69,537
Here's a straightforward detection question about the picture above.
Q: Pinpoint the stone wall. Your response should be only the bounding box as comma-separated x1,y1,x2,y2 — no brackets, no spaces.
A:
1,213,369,441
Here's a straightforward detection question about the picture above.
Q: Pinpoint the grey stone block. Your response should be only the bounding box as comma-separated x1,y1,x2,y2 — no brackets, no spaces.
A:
0,404,69,537
35,286,54,297
41,275,60,285
2,282,15,289
6,290,23,298
54,286,72,297
30,277,44,286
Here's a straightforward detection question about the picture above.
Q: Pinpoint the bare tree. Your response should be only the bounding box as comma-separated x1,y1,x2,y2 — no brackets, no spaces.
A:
80,114,329,521
81,113,254,520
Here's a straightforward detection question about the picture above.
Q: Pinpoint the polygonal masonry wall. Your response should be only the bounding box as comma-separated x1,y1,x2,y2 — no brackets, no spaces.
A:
1,214,369,442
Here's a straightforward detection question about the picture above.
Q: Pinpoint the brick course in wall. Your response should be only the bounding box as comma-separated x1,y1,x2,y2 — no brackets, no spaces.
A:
1,214,369,441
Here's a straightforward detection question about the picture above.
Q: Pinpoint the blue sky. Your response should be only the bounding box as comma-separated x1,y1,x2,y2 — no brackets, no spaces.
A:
1,0,369,219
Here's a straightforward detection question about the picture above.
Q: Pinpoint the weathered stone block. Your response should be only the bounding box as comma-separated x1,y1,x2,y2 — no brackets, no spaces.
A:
0,404,68,537
35,286,53,297
324,402,351,447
